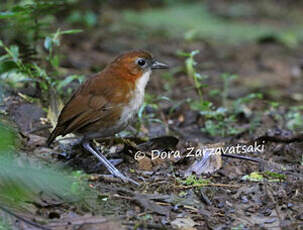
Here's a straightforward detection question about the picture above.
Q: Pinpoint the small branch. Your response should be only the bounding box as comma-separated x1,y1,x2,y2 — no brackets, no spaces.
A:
264,183,283,230
255,133,303,144
0,205,50,230
176,183,240,189
222,154,260,162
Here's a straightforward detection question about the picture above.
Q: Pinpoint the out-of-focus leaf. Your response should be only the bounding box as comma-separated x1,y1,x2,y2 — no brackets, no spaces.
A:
8,46,19,63
171,217,197,230
51,54,60,68
0,123,16,153
59,29,83,35
0,11,18,19
0,123,92,210
44,36,52,51
84,11,97,27
185,143,223,176
56,74,84,91
47,90,64,129
0,157,87,205
0,61,18,73
242,172,264,182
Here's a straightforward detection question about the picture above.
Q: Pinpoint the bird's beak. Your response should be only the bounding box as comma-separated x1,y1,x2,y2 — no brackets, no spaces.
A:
151,60,169,69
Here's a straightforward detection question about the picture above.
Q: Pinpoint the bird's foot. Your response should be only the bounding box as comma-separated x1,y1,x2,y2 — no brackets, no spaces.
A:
82,141,139,186
112,170,139,186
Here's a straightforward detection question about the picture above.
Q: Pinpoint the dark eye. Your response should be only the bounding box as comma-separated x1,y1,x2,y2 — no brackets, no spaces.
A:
137,59,146,67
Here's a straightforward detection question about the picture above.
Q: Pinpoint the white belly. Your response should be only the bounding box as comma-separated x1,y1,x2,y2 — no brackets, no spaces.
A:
119,70,151,125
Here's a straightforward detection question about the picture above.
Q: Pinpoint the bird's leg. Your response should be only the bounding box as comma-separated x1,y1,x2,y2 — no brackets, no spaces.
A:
81,141,139,186
109,159,124,166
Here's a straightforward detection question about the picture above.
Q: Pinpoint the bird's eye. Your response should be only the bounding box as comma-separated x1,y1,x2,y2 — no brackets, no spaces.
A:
137,58,146,67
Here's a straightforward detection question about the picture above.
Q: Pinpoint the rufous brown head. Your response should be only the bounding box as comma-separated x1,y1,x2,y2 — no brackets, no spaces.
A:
107,50,169,82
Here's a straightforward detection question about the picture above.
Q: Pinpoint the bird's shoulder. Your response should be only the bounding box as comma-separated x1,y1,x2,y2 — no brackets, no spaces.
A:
56,70,133,128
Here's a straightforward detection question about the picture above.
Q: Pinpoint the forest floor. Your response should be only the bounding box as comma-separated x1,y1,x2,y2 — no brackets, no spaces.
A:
1,1,303,229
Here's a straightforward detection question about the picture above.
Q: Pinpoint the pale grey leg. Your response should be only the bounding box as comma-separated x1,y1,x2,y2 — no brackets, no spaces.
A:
82,141,139,186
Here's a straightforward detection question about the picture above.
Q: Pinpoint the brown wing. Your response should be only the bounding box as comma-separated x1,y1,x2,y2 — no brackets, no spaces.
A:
47,71,131,146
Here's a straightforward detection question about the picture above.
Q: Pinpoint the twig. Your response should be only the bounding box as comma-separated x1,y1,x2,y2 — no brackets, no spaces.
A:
264,183,283,230
112,194,133,200
27,125,52,134
199,188,212,206
123,221,169,230
222,154,260,162
0,205,50,230
176,183,240,189
255,133,303,144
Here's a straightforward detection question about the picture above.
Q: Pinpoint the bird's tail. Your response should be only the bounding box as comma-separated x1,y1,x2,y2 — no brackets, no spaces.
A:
47,126,63,146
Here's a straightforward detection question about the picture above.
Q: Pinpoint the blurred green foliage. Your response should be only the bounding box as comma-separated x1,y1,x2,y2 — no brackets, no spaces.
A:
178,49,264,137
0,122,95,227
123,3,303,47
0,35,83,101
286,106,303,132
177,175,210,186
0,123,16,154
1,0,73,43
0,0,94,102
67,10,98,28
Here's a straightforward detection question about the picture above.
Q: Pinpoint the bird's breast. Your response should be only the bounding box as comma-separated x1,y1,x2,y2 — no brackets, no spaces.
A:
118,70,151,125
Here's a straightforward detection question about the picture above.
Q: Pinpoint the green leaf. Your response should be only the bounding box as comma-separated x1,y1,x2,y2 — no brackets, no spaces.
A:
263,171,286,180
242,172,264,182
0,123,16,153
56,74,84,91
44,36,52,51
0,61,18,73
158,96,171,102
0,54,10,62
0,123,92,208
84,11,97,27
138,103,147,120
0,11,16,19
60,29,83,35
51,55,60,68
9,45,19,63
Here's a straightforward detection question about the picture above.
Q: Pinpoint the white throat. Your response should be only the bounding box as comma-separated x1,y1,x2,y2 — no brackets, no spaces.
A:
119,70,151,125
136,70,151,94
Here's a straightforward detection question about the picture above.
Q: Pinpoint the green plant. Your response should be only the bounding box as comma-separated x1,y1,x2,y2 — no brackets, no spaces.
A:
44,29,82,72
220,73,238,108
0,0,85,104
0,122,95,218
123,3,303,47
178,50,263,137
0,217,11,230
286,106,303,131
137,93,171,127
161,66,181,91
0,0,87,45
0,27,83,98
202,115,242,137
177,175,210,186
67,10,98,28
43,29,84,95
1,0,68,45
178,50,209,109
242,171,286,182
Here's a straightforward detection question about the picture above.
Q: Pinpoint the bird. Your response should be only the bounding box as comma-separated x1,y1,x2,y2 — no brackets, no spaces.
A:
47,50,168,185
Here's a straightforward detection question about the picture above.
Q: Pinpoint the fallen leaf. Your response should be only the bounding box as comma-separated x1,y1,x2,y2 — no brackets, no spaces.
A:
137,157,152,171
171,217,197,230
185,143,223,176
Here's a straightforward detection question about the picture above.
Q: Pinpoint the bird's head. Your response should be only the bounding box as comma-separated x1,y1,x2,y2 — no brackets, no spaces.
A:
108,50,168,83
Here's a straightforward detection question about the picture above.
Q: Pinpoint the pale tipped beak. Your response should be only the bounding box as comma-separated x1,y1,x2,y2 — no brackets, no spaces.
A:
151,60,169,69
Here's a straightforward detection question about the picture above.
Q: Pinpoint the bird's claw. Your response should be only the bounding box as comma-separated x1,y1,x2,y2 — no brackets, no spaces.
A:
113,171,140,186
